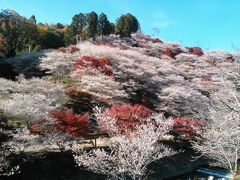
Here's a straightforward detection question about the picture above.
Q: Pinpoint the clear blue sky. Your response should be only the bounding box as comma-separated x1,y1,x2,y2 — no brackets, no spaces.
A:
0,0,239,52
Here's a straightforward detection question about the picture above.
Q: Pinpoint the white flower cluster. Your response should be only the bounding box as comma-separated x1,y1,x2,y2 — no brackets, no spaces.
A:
0,76,66,125
73,115,176,179
39,50,81,76
0,93,60,124
38,38,240,118
71,68,128,105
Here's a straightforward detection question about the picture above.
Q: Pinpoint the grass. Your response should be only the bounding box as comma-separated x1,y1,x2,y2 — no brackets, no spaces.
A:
0,93,11,100
2,113,25,128
49,76,78,87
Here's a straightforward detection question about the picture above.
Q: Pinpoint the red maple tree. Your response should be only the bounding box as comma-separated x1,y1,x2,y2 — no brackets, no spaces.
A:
99,104,154,133
172,117,202,139
205,59,217,66
74,56,113,76
51,109,89,138
201,77,212,82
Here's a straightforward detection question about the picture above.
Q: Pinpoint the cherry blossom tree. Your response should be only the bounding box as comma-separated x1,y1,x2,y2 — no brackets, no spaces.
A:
73,114,176,180
192,60,240,176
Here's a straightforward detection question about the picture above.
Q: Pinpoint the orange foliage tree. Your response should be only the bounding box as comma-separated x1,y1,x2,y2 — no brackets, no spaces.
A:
0,37,5,56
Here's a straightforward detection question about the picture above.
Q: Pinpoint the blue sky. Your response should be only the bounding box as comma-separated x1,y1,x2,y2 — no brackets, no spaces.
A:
0,0,239,52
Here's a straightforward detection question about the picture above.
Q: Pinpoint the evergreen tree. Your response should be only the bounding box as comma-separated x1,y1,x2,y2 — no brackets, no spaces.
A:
64,13,87,45
56,23,64,29
29,15,36,24
126,13,139,33
17,20,39,54
87,11,98,39
64,26,76,46
110,23,115,34
40,28,64,49
97,13,111,36
71,13,87,35
115,13,139,37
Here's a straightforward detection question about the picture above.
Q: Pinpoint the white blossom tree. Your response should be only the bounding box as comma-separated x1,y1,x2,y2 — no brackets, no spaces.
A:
73,114,177,180
192,61,240,176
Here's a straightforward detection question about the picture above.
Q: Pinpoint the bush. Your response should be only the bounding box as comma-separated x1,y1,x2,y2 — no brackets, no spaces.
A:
98,104,154,133
74,56,113,76
172,117,202,139
51,109,89,138
33,45,42,52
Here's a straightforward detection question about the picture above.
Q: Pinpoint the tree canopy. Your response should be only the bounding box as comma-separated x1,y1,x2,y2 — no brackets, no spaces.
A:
87,11,98,39
97,13,113,36
0,9,140,57
115,13,139,37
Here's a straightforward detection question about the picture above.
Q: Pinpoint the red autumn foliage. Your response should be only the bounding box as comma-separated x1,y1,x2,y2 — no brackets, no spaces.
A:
69,45,80,53
29,119,48,135
205,59,217,66
0,37,5,55
119,45,129,50
172,117,201,139
186,63,194,67
66,85,78,94
186,47,204,56
51,110,89,138
98,57,111,67
98,57,113,76
55,46,79,54
74,56,97,69
141,96,147,103
74,56,113,76
154,38,163,43
105,41,115,47
94,42,101,46
162,48,174,58
100,104,154,133
55,48,67,53
201,77,212,82
172,44,179,48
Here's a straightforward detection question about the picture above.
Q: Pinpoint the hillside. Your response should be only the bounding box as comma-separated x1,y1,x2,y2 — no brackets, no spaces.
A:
1,33,240,179
1,33,238,117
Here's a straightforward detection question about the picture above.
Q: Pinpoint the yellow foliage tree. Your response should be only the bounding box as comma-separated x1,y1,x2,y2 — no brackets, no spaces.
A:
37,25,48,38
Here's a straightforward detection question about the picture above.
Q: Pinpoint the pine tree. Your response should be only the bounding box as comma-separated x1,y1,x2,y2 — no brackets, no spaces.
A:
115,13,139,37
71,13,87,35
97,13,111,36
28,15,36,24
87,11,98,39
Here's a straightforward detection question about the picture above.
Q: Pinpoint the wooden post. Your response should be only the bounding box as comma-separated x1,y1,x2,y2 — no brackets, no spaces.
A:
76,35,78,44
